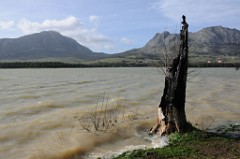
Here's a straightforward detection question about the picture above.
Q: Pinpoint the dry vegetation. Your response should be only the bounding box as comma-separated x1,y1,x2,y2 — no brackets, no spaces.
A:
76,97,141,134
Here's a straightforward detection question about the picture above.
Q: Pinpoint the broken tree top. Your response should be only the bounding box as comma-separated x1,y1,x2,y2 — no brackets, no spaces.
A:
181,15,188,30
182,15,186,23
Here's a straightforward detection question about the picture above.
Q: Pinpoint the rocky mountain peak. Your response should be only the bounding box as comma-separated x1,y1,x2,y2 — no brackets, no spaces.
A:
118,26,240,58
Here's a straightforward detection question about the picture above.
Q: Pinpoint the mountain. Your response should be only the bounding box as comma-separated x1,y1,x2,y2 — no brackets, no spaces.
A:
116,26,240,58
0,31,107,61
1,26,239,64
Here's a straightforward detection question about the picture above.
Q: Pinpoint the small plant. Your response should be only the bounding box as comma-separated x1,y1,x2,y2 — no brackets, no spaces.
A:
169,132,182,144
56,130,64,140
77,97,141,134
125,105,140,120
194,115,216,131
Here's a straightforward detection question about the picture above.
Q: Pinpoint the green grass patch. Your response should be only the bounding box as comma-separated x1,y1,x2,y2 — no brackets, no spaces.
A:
113,130,240,159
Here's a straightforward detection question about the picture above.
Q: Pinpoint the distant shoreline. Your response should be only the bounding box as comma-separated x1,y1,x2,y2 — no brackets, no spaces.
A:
0,61,239,68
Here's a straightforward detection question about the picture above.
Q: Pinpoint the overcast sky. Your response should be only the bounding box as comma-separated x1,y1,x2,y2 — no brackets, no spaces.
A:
0,0,239,53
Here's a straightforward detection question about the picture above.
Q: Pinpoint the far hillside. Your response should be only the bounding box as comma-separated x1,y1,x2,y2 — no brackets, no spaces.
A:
0,26,239,67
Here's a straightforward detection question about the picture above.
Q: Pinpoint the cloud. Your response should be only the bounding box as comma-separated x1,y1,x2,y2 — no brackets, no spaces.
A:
89,15,100,25
121,37,134,45
0,20,15,30
17,16,81,33
16,16,114,52
152,0,240,24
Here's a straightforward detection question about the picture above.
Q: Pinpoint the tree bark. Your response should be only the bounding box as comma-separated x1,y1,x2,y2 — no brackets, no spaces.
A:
150,15,189,135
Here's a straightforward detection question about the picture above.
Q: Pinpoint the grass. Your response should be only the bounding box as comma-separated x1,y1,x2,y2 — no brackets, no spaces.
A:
113,129,240,159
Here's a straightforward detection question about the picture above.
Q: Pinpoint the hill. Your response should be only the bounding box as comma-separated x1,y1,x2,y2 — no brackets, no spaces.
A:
103,26,239,66
115,26,240,58
0,31,107,62
0,26,239,67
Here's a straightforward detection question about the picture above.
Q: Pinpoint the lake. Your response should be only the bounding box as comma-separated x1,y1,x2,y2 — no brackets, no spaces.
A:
0,67,239,159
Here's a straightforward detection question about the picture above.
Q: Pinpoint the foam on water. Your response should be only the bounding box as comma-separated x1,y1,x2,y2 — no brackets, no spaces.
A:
88,145,147,159
87,135,169,159
150,135,169,149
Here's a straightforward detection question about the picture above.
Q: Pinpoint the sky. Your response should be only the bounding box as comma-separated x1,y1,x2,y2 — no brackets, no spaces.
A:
0,0,239,53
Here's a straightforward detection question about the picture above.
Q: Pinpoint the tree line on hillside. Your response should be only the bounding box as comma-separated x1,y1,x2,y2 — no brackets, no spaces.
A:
0,61,149,68
0,61,239,68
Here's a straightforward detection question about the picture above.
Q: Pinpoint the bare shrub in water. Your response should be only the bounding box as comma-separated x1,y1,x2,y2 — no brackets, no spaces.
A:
77,97,140,133
194,115,216,131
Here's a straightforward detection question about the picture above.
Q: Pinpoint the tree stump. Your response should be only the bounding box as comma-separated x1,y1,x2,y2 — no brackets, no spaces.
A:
150,15,189,135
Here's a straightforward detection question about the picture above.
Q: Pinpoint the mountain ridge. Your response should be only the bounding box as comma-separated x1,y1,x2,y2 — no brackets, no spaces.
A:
0,26,239,63
0,31,107,61
116,26,240,59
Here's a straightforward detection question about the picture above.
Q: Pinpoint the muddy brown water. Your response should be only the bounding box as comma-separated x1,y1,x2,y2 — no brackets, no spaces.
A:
0,68,239,159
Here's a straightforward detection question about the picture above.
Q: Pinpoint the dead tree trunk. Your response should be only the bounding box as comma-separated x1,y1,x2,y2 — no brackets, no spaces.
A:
150,15,189,135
